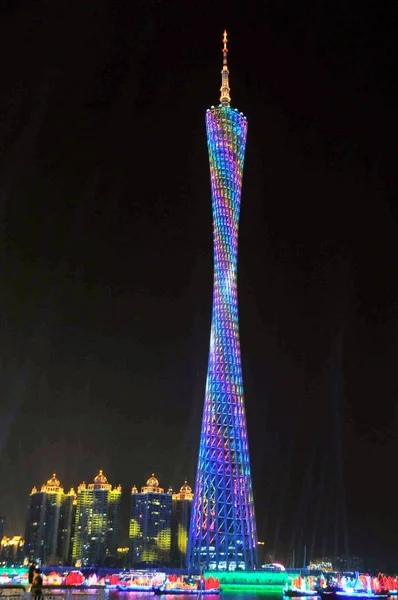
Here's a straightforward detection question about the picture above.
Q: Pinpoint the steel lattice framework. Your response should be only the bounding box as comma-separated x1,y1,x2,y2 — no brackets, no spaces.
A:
188,32,258,571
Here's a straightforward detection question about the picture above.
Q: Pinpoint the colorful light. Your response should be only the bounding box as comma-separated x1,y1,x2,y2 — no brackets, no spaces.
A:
187,32,258,571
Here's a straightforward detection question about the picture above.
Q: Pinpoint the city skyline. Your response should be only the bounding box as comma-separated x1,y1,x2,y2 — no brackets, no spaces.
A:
5,470,195,567
0,2,397,573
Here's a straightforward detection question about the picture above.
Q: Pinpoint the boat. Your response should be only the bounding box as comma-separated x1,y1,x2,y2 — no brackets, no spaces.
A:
116,572,154,592
153,575,220,595
153,586,220,595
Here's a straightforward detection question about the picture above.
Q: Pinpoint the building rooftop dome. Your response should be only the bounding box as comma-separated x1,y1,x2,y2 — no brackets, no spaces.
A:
172,480,194,501
94,469,108,484
40,473,63,493
88,469,112,490
180,481,192,494
141,473,164,494
146,474,159,487
46,473,61,487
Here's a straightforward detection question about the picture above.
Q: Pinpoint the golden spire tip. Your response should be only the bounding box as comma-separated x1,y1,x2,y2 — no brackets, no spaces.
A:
223,30,228,52
220,30,231,106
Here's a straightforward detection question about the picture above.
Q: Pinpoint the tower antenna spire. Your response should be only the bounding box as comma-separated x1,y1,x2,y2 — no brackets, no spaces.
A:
220,29,231,106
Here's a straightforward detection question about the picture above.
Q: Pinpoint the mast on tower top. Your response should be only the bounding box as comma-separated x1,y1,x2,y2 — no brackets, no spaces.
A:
220,30,231,106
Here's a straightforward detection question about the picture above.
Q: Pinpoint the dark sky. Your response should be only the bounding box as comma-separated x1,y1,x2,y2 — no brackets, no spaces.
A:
0,0,397,571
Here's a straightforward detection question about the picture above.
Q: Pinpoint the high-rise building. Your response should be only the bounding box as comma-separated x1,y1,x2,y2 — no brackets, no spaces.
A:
24,474,75,564
0,536,25,566
171,481,193,568
72,470,121,567
129,475,172,567
0,517,4,541
188,31,258,571
57,488,77,565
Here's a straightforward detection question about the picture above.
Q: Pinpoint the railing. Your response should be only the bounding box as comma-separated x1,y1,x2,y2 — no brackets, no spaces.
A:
0,586,106,600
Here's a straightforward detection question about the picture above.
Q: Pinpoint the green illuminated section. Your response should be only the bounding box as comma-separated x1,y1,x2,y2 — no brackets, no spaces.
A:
204,570,289,590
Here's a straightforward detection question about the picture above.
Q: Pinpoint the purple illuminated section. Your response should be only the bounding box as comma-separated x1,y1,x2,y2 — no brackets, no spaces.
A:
187,103,258,571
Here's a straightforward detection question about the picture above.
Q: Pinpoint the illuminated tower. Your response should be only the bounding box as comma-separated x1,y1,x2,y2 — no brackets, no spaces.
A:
24,474,75,564
171,481,193,568
72,470,121,566
129,474,172,567
57,487,77,565
188,32,258,571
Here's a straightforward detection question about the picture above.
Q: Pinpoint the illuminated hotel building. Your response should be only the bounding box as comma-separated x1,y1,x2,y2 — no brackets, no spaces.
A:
187,32,258,570
171,481,193,568
24,474,76,564
129,475,172,567
57,487,77,564
0,536,25,566
72,470,121,567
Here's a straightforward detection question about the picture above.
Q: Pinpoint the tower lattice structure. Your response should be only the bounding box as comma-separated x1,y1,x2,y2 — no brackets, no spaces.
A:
188,32,258,571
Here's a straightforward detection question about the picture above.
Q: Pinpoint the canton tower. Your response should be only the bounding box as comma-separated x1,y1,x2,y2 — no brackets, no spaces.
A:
188,32,258,571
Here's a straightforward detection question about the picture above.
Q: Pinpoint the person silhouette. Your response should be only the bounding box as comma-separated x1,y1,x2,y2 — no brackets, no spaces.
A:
28,562,37,585
31,568,43,598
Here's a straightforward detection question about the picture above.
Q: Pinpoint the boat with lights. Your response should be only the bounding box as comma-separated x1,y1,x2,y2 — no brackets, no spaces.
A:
153,575,221,595
116,571,162,592
153,587,220,595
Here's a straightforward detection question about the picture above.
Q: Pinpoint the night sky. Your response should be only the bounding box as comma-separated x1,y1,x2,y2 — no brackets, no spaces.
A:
0,1,397,571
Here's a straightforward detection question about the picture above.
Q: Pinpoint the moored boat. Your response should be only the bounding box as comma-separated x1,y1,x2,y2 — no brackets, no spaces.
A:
116,572,154,592
153,586,220,595
153,574,221,595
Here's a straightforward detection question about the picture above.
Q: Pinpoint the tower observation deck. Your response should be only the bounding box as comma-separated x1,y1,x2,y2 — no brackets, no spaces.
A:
187,32,258,571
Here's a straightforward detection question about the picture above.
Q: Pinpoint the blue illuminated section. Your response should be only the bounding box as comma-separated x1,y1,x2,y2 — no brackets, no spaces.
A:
187,104,258,571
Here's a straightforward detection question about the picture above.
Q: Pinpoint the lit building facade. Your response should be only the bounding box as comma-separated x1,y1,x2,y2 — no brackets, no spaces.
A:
24,474,75,564
188,32,258,571
129,475,172,567
72,470,121,567
0,536,25,566
171,482,193,568
57,488,77,565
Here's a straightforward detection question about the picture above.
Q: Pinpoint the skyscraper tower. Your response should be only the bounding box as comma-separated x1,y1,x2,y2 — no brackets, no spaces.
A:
171,481,193,568
24,474,75,564
129,475,172,567
72,470,121,567
188,32,258,571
